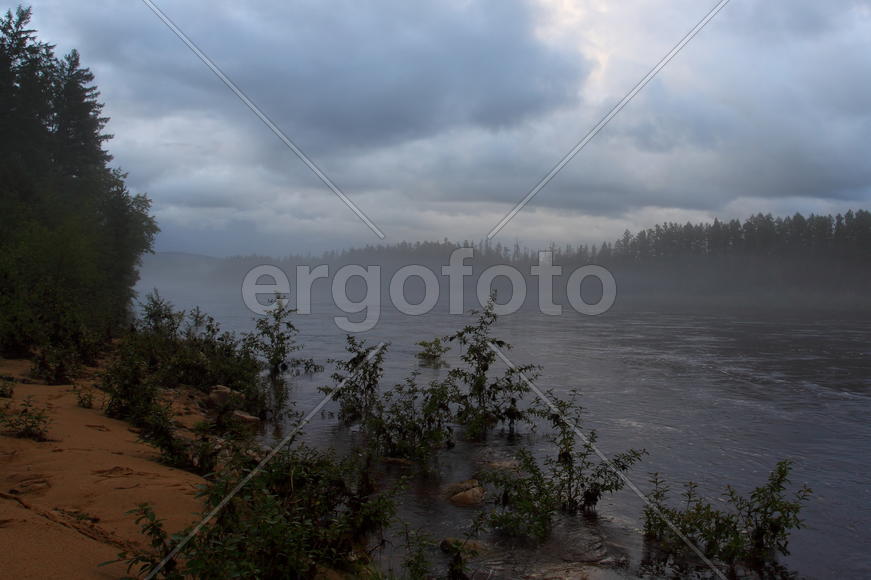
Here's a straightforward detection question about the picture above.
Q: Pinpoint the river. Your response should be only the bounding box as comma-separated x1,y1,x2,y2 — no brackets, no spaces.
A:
137,277,871,579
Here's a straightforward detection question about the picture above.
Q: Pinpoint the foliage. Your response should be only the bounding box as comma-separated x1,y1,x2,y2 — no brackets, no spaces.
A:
0,378,13,398
252,297,322,382
480,448,556,542
112,443,398,579
107,292,266,418
322,336,388,424
0,6,158,363
75,386,94,408
643,460,812,571
366,372,457,462
446,295,539,439
415,337,449,368
477,391,645,542
0,395,50,440
398,526,433,580
536,390,646,513
135,294,264,405
31,343,82,384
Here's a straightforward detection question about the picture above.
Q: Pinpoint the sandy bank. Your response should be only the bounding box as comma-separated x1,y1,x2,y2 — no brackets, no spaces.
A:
0,358,205,579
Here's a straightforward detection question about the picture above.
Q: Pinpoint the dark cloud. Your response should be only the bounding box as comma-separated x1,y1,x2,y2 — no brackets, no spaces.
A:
25,0,871,253
43,0,586,152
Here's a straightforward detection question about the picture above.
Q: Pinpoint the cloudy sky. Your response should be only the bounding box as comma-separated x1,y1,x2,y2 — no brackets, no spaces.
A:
27,0,871,256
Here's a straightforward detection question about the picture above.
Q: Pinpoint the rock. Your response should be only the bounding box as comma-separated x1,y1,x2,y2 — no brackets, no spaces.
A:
439,537,490,554
449,486,485,506
443,478,480,497
230,410,260,427
482,459,521,472
208,385,233,407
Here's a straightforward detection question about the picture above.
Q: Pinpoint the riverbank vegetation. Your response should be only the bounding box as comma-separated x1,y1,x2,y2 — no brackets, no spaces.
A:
93,295,811,579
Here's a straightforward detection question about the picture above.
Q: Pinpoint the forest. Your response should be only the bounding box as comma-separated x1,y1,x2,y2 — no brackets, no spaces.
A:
0,7,158,380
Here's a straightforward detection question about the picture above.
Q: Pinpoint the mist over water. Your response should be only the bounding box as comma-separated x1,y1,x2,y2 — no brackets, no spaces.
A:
139,252,871,579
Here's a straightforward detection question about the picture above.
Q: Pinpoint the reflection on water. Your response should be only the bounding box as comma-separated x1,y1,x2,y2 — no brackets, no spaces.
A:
140,284,871,579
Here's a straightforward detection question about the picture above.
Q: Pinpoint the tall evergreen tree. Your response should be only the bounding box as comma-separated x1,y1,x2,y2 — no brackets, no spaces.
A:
0,6,158,372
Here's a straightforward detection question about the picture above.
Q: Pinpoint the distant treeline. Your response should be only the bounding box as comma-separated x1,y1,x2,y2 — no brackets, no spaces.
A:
279,210,871,266
138,209,871,315
0,7,157,372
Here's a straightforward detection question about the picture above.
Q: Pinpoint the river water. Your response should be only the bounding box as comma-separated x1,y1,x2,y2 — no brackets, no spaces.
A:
138,279,871,579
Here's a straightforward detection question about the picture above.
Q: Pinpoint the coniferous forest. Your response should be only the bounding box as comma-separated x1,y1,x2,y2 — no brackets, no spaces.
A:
0,7,158,378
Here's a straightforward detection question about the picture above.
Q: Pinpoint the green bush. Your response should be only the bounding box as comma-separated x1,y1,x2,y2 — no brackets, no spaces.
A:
1,396,51,440
252,297,322,382
537,390,646,514
0,378,13,398
322,335,388,424
366,372,457,462
476,391,645,542
111,443,398,579
446,295,539,439
415,337,449,368
480,448,556,541
31,343,81,385
643,460,811,572
75,387,94,409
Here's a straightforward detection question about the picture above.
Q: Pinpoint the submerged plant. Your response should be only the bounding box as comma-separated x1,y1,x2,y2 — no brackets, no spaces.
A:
643,460,812,573
415,337,449,368
537,390,646,514
367,372,457,462
322,336,388,424
251,296,322,384
447,295,539,439
480,448,557,541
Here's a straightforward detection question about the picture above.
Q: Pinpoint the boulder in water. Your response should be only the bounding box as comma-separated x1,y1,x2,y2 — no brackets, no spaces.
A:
449,485,485,506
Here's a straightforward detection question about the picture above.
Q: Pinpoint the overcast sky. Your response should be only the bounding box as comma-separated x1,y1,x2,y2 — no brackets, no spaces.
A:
26,0,871,256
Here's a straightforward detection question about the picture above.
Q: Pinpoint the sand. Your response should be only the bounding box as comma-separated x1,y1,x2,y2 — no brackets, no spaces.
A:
0,358,206,579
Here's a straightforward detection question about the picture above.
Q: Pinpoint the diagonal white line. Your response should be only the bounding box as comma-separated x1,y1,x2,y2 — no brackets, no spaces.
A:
144,342,387,579
140,0,386,239
487,342,727,580
487,0,730,240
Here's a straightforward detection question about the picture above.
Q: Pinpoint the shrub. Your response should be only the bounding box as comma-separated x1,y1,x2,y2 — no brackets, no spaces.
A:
366,372,457,462
75,387,94,409
0,378,13,398
116,292,322,421
251,297,322,383
1,396,51,440
477,392,645,542
321,336,388,424
31,343,81,385
446,296,539,439
643,460,812,572
480,448,556,542
415,337,449,368
399,526,434,580
111,443,398,578
537,390,646,513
